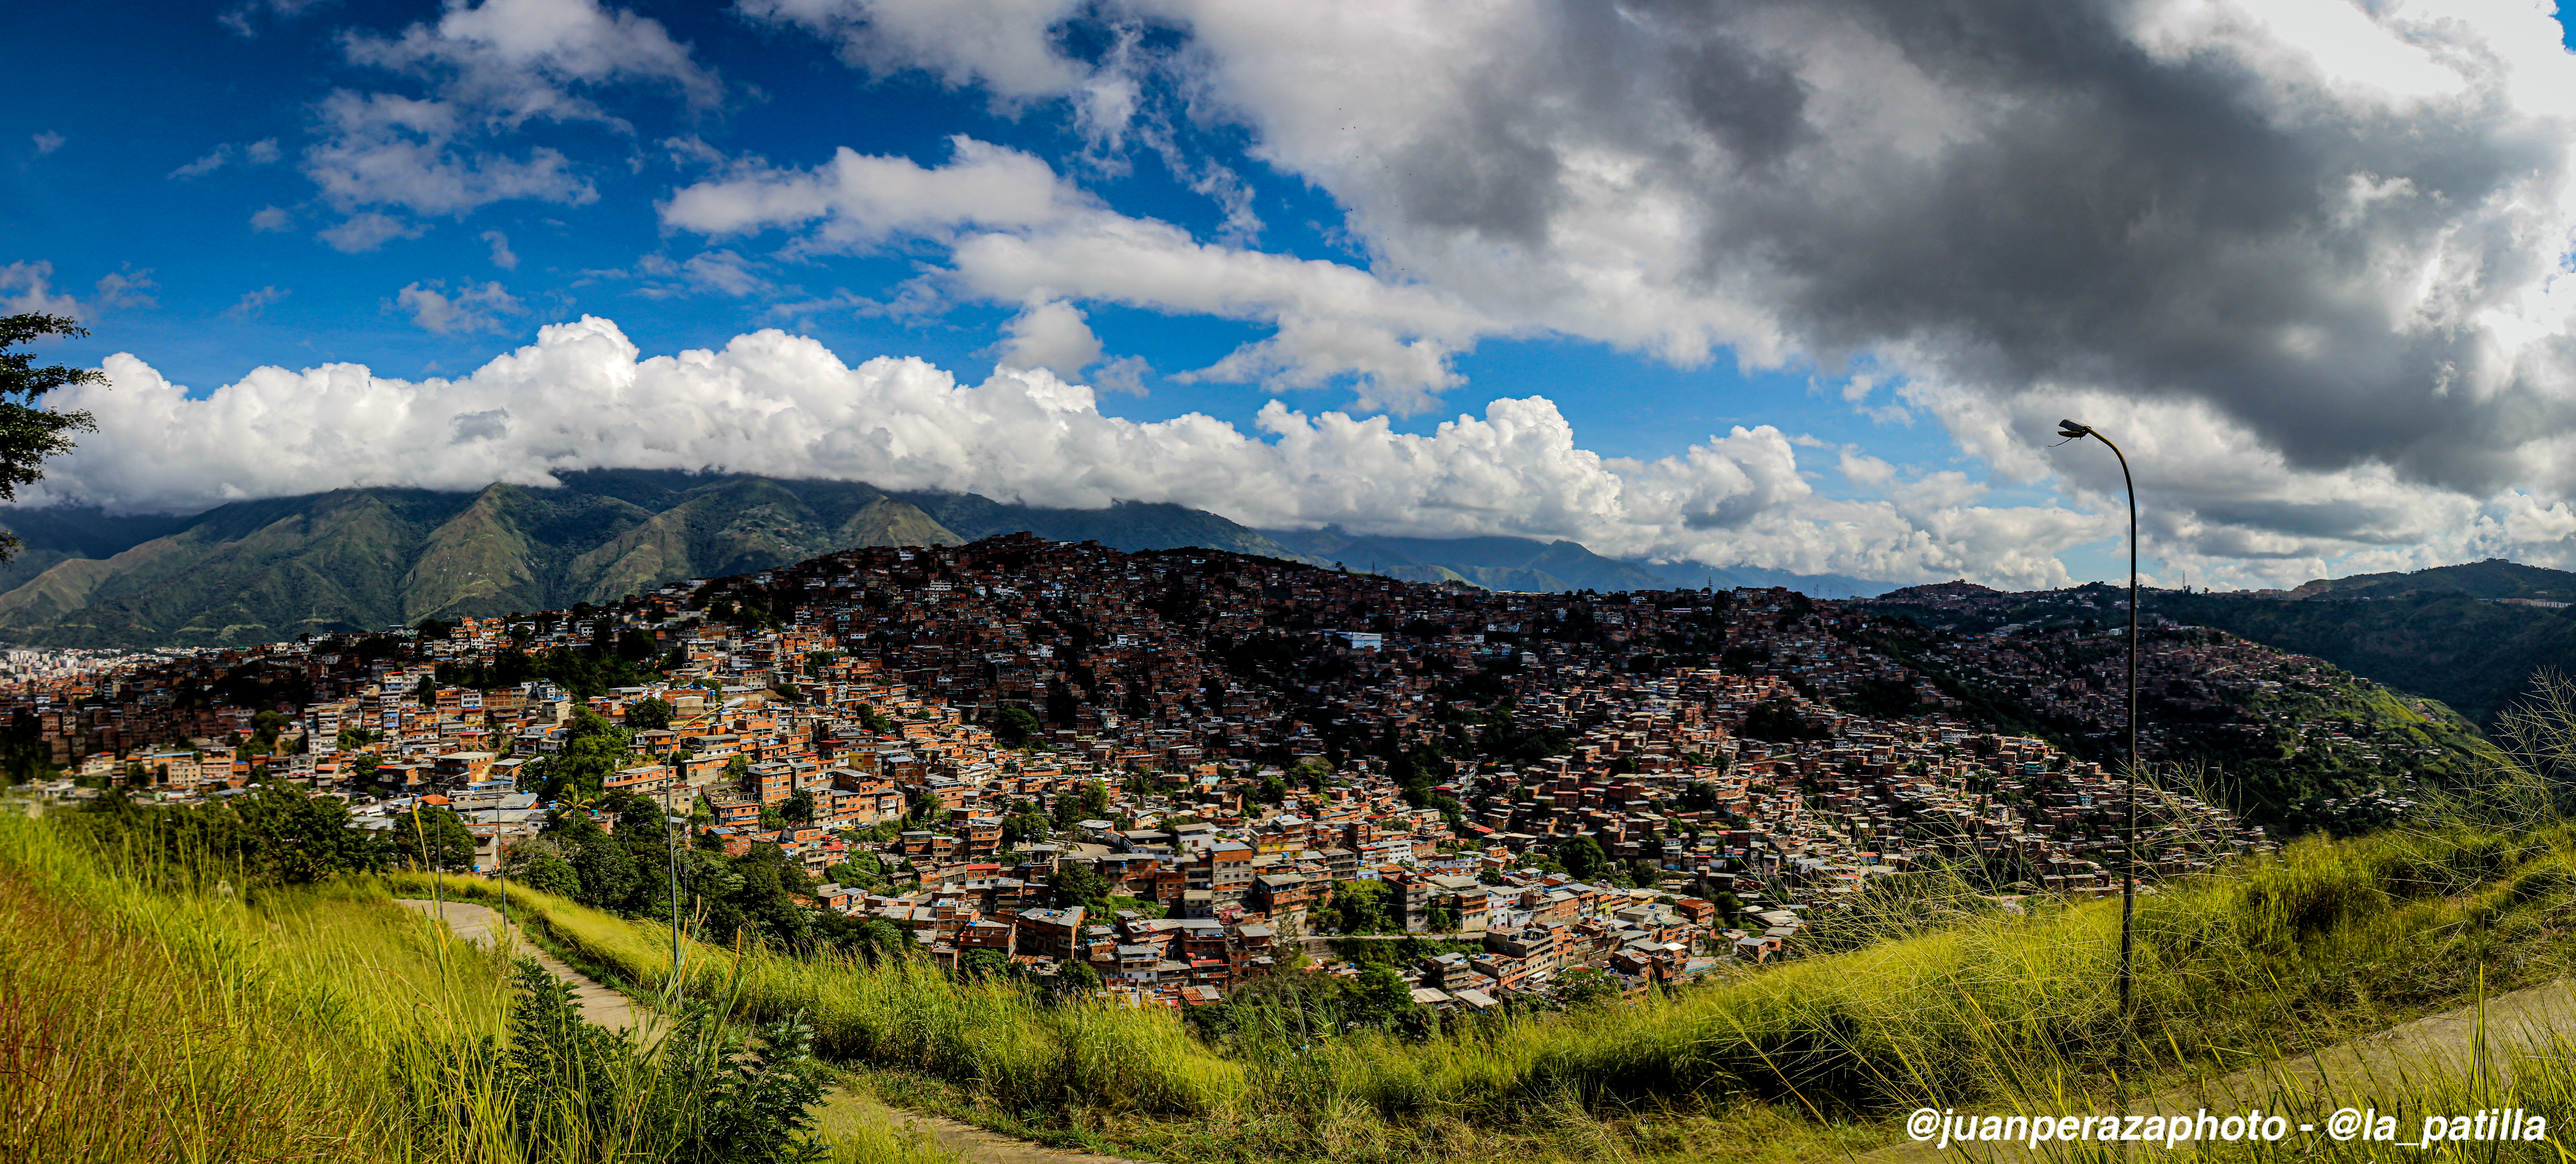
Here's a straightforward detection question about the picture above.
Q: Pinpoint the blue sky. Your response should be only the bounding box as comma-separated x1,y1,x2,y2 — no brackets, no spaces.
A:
10,1,2576,592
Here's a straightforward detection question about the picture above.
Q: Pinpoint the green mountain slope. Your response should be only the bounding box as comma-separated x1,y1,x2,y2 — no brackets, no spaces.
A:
898,493,1309,560
0,473,1297,646
1860,567,2576,731
2150,590,2576,728
2284,558,2576,601
1,489,479,644
1851,587,2495,829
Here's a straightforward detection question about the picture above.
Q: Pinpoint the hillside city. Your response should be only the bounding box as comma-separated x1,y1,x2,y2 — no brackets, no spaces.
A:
5,535,2293,1009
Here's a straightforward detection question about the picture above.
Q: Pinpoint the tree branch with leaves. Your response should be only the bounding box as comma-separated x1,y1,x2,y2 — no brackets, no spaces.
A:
0,314,100,560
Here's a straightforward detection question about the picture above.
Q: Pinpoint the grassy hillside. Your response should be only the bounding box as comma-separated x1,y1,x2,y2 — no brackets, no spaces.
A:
0,810,955,1163
395,810,2576,1163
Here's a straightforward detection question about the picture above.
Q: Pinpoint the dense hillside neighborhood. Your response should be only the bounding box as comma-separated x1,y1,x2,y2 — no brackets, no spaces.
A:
13,533,2485,1010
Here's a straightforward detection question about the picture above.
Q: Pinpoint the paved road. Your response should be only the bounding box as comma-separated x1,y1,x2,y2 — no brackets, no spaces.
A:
1851,977,2576,1161
394,897,1133,1164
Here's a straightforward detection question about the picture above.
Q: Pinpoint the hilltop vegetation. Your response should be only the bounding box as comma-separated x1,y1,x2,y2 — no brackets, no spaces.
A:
2279,558,2576,602
1852,590,2493,832
2149,589,2576,729
1869,562,2576,732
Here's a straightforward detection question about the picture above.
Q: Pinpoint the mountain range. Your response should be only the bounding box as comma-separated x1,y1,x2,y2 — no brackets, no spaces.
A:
0,471,1890,648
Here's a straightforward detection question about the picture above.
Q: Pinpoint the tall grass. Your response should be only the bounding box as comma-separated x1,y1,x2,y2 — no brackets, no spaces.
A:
400,817,2576,1161
395,871,1248,1120
0,812,957,1164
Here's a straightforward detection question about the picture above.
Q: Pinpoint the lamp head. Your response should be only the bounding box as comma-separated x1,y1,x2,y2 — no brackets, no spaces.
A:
2057,419,2094,440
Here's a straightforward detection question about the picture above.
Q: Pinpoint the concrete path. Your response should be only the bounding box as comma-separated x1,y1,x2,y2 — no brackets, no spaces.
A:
1852,976,2576,1161
394,897,1133,1164
397,899,640,1030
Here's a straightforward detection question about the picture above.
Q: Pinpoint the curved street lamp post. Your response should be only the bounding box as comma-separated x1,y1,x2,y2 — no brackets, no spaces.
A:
2055,418,2140,1084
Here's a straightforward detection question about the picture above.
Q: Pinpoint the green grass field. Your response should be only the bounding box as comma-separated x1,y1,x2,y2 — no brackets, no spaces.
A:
380,812,2576,1163
0,811,957,1164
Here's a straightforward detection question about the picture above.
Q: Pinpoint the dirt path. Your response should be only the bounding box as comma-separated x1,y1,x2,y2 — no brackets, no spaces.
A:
1853,977,2576,1161
394,898,1133,1164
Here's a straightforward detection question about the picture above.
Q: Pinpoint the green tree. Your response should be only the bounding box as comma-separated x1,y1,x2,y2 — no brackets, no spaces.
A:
1342,962,1422,1031
1551,966,1622,1009
539,707,634,800
235,783,386,882
720,844,815,947
958,948,1009,979
1048,862,1111,910
509,841,583,899
1552,835,1610,882
0,314,100,560
994,706,1041,747
1054,957,1102,994
780,788,816,825
0,709,51,785
1741,697,1823,743
1001,810,1050,846
245,709,289,754
626,697,676,731
1326,878,1395,934
823,851,885,891
1050,778,1113,828
394,805,478,872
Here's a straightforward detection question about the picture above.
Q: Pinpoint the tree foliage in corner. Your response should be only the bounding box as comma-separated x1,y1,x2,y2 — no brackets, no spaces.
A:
0,314,100,560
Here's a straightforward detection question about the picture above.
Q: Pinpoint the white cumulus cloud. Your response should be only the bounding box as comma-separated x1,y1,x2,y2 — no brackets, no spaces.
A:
303,0,719,244
992,297,1102,379
31,317,2115,588
0,262,82,317
665,136,1497,414
393,281,523,334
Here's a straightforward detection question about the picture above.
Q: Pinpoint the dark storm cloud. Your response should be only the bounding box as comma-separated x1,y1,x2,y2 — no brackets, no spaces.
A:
1716,0,2566,492
1306,0,2576,508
